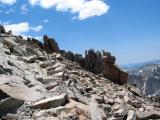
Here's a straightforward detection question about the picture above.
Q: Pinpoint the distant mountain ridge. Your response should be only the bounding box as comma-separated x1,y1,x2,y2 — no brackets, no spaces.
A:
125,60,160,97
121,59,160,71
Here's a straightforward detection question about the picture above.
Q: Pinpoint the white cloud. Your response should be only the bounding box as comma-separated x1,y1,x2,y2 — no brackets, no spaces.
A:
21,4,28,14
22,35,43,41
4,22,30,35
31,25,43,32
43,19,49,23
78,0,109,20
0,0,16,5
3,22,43,35
28,0,110,20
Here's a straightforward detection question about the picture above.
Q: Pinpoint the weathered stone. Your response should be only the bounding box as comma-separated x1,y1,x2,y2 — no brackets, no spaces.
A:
95,95,105,104
46,82,59,90
128,85,142,97
56,54,64,61
136,111,160,120
126,110,136,120
39,60,55,68
62,49,128,85
0,75,43,102
32,93,69,109
0,97,24,117
101,104,112,113
113,108,128,117
43,35,59,53
1,114,18,120
26,55,38,63
89,101,103,120
113,104,120,111
3,37,28,56
107,116,124,120
138,108,144,112
102,51,116,64
103,63,128,84
46,63,66,75
27,37,44,50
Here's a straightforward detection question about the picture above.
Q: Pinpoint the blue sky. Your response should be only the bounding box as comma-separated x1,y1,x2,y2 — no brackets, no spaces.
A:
0,0,160,65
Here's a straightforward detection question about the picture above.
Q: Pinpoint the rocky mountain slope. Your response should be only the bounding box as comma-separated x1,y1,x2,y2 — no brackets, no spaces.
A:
128,63,160,97
0,25,160,120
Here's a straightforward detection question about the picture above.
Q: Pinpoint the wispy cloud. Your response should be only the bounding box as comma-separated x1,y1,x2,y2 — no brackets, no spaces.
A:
28,0,110,20
43,19,49,23
3,22,43,35
5,8,15,14
31,25,43,32
21,4,28,14
0,0,16,5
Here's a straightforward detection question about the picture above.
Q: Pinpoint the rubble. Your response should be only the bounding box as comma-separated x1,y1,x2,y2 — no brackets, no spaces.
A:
0,26,159,119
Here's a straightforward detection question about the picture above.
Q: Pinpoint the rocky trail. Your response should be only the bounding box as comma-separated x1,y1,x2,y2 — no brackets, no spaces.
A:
0,25,160,120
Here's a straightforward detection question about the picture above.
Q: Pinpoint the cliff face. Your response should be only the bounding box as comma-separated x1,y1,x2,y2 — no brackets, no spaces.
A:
0,26,160,120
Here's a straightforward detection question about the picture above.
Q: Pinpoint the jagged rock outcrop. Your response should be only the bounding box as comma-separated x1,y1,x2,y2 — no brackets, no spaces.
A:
0,26,160,120
102,51,128,84
27,36,128,85
43,35,59,53
62,49,128,84
27,35,59,54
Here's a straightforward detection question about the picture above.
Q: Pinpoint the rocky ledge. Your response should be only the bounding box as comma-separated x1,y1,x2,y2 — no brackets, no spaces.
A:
0,26,160,120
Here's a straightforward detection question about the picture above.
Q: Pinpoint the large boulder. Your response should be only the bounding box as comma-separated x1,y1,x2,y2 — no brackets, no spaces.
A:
0,75,43,102
3,37,27,56
136,111,160,120
32,93,69,109
0,97,24,117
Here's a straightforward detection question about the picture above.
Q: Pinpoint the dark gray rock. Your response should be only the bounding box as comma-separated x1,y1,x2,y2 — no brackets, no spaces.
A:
43,35,59,53
0,97,24,117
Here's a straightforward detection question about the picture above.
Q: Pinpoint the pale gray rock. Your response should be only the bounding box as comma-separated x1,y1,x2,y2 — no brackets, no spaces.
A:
89,96,106,120
136,111,160,120
32,93,69,109
89,101,103,120
127,110,136,120
46,62,66,75
128,85,142,97
26,55,38,63
95,95,105,104
0,75,43,102
113,108,128,117
39,60,55,68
